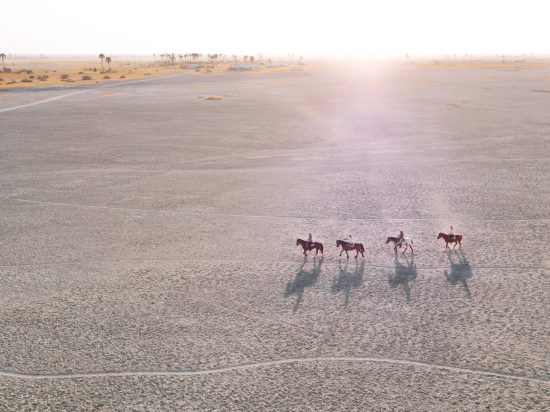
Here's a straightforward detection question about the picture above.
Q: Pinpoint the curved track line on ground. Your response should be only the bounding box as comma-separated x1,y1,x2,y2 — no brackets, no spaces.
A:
0,74,185,113
0,90,90,113
9,198,549,223
1,356,548,383
0,258,545,271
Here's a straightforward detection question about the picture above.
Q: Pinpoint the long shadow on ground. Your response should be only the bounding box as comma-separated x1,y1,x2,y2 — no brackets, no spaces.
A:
444,250,474,298
332,259,365,308
285,257,324,312
389,254,417,302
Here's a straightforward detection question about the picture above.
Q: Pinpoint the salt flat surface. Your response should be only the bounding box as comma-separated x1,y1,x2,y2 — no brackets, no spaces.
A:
0,66,549,410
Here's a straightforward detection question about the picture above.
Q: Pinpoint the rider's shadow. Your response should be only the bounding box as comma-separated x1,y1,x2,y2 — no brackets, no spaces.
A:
285,257,323,312
445,250,473,298
331,259,365,308
389,254,417,302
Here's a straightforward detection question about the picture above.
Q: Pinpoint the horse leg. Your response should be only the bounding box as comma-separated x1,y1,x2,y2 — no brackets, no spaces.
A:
345,250,349,259
453,241,457,249
355,249,358,259
445,242,449,249
402,244,407,254
410,243,414,254
394,245,397,254
458,239,462,248
340,249,343,256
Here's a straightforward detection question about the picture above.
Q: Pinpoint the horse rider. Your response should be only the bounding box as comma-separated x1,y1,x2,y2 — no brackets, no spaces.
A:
448,225,455,242
397,230,405,247
307,233,313,248
346,234,353,245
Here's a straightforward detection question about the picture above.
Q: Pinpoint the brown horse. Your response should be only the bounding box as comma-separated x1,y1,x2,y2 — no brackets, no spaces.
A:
437,233,462,249
336,240,365,258
296,238,324,256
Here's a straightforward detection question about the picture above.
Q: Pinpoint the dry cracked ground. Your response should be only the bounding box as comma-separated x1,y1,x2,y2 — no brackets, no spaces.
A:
0,65,549,410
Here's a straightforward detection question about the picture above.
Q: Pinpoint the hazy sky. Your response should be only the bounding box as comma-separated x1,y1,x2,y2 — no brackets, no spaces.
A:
4,0,550,56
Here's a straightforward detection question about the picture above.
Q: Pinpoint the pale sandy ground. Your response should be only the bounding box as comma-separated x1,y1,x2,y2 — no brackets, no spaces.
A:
0,63,549,410
0,56,311,89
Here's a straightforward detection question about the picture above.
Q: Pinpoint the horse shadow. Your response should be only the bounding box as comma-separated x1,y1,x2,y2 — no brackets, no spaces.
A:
285,257,323,312
388,254,417,302
331,259,365,308
444,250,473,298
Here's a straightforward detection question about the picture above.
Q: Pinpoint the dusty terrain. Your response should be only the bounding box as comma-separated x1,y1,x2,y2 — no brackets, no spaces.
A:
0,63,549,410
0,56,309,89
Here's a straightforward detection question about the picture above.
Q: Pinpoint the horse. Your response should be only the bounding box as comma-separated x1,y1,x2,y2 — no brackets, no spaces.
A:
437,233,462,249
296,238,324,256
336,239,365,259
386,236,414,254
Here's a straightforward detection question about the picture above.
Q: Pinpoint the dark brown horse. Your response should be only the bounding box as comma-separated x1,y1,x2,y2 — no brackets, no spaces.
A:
437,233,462,249
296,238,324,256
336,240,365,258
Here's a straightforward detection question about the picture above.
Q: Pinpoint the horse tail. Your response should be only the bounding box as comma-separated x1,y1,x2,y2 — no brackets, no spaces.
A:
319,243,324,253
411,239,413,245
360,243,365,252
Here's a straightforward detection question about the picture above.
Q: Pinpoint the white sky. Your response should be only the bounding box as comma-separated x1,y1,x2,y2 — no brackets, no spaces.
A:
4,0,550,56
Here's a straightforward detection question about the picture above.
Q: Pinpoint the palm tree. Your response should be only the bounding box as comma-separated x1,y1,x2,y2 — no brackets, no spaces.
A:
191,53,199,62
106,56,112,72
250,55,255,65
98,53,105,71
0,53,6,71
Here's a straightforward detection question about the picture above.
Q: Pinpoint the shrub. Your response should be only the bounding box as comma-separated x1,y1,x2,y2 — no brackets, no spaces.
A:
0,78,3,81
29,75,35,79
7,80,16,84
81,75,93,80
144,73,151,75
21,78,32,82
3,68,12,73
93,68,97,72
60,74,69,80
78,71,84,74
119,75,126,79
103,75,111,79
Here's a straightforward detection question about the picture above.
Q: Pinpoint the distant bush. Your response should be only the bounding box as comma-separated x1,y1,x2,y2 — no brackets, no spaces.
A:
78,71,84,74
103,75,111,79
93,68,97,72
81,75,93,80
0,78,3,81
119,75,126,79
3,68,12,73
29,75,35,79
144,73,151,75
60,74,69,80
7,80,16,84
21,78,32,82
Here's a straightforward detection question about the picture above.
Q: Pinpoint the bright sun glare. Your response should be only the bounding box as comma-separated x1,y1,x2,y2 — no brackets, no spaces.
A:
5,0,550,56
